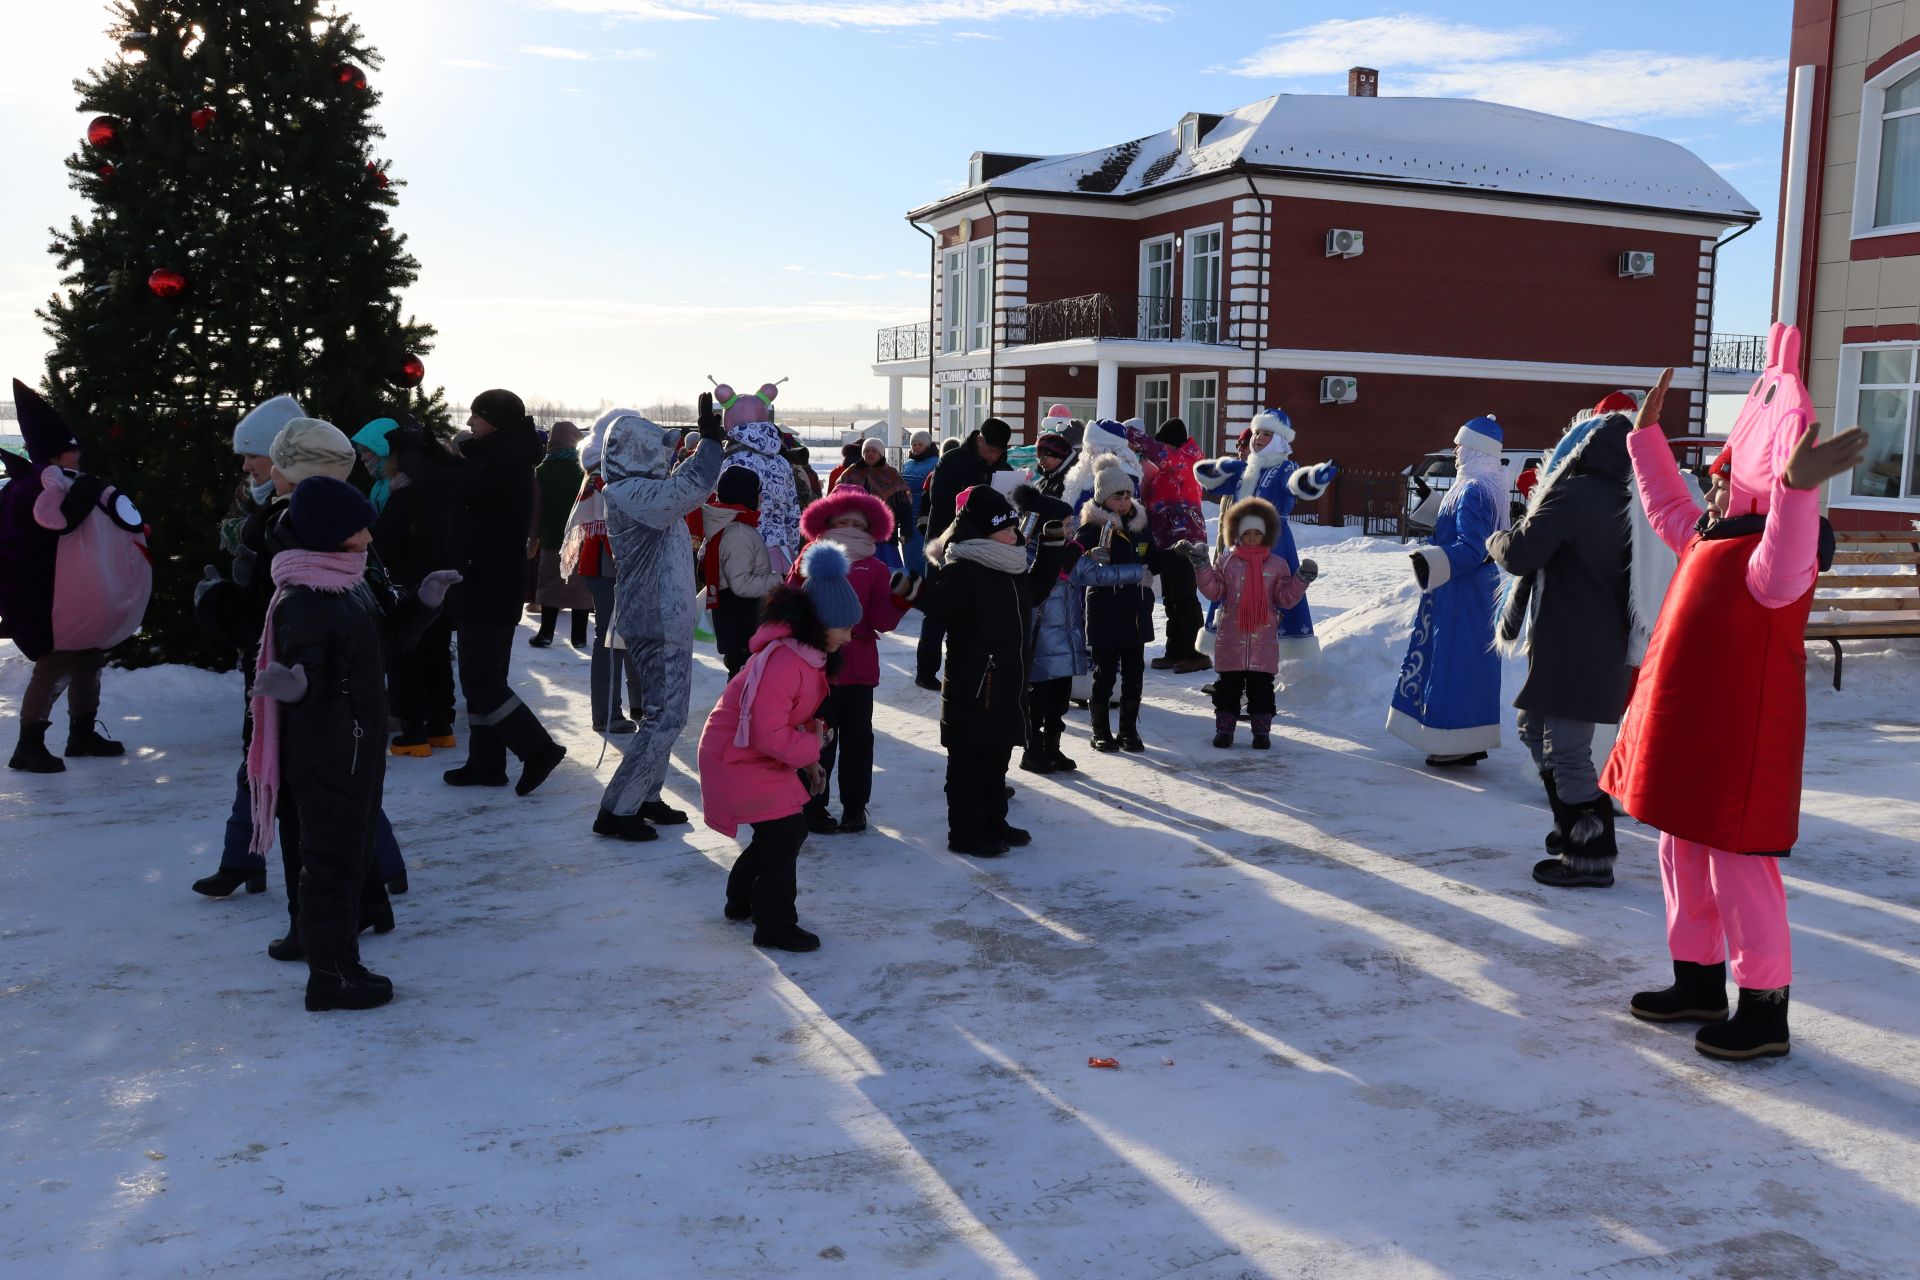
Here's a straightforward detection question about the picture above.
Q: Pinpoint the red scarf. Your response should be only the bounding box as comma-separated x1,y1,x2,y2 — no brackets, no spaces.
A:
1231,543,1273,635
703,506,761,607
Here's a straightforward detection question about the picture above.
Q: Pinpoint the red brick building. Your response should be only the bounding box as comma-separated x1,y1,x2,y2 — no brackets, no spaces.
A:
872,77,1760,518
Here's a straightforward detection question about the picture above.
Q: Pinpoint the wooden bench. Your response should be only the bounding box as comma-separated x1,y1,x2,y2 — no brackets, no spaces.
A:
1806,530,1920,689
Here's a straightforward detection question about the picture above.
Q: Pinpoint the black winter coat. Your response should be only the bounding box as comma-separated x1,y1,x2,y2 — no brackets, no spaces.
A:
273,582,391,859
1487,417,1634,725
915,539,1075,749
1077,500,1157,649
429,422,543,626
924,432,1012,543
373,437,457,590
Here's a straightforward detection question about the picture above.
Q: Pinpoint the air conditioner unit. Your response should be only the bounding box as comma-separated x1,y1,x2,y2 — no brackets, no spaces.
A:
1619,250,1656,278
1320,375,1358,404
1326,228,1365,258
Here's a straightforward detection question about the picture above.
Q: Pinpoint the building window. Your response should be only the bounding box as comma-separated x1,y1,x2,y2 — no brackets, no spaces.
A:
1139,236,1174,339
968,242,993,351
942,384,963,439
1183,225,1223,343
1037,396,1097,428
1180,373,1219,455
942,249,964,353
968,153,984,187
1179,117,1198,151
1878,68,1920,228
966,381,989,433
1847,346,1920,500
1137,375,1171,432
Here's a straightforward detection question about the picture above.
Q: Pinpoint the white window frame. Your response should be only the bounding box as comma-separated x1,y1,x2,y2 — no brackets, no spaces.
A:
967,240,993,352
1179,116,1198,151
965,381,989,433
1136,374,1171,433
1035,396,1097,428
941,384,964,439
1180,372,1220,456
1852,50,1920,238
942,248,965,353
1181,222,1224,343
1830,342,1920,508
1139,235,1175,340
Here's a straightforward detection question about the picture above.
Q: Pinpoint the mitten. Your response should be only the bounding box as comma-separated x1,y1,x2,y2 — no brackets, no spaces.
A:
193,564,226,607
889,570,924,604
1313,461,1340,487
1411,554,1430,590
696,391,725,442
1038,519,1068,546
253,662,309,703
1296,558,1320,585
416,569,462,610
1085,545,1111,566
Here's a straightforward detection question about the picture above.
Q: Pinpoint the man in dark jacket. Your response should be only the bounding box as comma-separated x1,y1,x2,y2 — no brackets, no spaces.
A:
914,418,1013,689
375,422,458,755
430,389,565,795
1488,408,1636,890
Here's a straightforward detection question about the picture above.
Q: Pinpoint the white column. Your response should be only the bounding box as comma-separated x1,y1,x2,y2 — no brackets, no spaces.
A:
1775,63,1818,326
887,375,904,445
1095,359,1119,421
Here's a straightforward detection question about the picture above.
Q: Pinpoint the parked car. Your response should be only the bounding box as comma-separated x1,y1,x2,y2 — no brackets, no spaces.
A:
1403,449,1544,538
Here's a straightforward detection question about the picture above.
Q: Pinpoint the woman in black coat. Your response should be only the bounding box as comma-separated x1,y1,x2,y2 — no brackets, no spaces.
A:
375,424,458,754
894,484,1075,858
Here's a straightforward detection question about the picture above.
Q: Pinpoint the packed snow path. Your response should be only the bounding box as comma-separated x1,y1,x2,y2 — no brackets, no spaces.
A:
4,526,1918,1279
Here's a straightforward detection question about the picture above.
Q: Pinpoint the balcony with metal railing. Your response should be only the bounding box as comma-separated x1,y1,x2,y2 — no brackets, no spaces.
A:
875,321,933,363
1002,293,1248,347
1706,332,1765,375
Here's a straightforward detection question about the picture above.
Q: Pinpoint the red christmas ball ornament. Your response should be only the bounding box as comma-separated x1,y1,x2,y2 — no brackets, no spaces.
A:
109,424,127,440
334,63,367,90
147,267,189,299
366,161,389,188
190,106,217,131
86,115,122,150
397,353,425,388
96,162,116,182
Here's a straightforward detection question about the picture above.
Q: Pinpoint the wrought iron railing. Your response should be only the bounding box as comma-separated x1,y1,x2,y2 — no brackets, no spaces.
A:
876,321,933,363
1001,293,1249,347
1707,332,1765,374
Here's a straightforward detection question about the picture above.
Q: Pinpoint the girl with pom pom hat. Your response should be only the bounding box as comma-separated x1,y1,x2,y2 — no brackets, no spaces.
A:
1387,415,1506,767
697,541,861,952
789,486,910,833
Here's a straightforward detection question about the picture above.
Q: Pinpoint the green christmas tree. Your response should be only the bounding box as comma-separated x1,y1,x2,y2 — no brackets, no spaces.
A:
39,0,447,668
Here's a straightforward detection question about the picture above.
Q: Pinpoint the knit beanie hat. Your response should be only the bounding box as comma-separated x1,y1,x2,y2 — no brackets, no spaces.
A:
799,541,862,630
951,484,1018,542
470,388,528,432
11,379,80,465
910,429,933,450
289,476,377,551
979,417,1012,449
1036,432,1072,461
270,417,356,484
548,420,584,450
232,394,304,457
1156,417,1189,448
715,466,762,509
1094,456,1135,504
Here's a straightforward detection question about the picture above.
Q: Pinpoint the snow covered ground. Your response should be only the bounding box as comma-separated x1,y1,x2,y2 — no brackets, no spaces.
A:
4,524,1918,1279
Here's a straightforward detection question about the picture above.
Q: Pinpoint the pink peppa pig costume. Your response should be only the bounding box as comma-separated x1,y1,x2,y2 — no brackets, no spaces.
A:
1602,324,1826,1060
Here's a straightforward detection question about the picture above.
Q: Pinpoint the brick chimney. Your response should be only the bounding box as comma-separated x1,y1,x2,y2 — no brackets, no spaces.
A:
1348,66,1379,97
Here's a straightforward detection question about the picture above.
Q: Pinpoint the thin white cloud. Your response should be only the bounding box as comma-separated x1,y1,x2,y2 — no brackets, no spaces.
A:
1224,14,1560,78
952,31,999,40
523,45,596,59
538,0,1167,28
782,264,921,281
1712,157,1772,173
426,296,922,332
444,58,505,70
1400,54,1782,126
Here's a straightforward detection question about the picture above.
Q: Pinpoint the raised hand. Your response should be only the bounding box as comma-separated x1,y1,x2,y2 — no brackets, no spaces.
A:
1297,558,1320,585
697,391,725,443
1632,369,1673,433
1314,461,1340,486
1782,420,1871,491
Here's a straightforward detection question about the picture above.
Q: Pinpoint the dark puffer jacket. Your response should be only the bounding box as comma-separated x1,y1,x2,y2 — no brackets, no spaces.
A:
923,431,1012,543
1077,499,1157,649
912,538,1075,749
373,428,456,590
1487,414,1634,725
428,421,543,626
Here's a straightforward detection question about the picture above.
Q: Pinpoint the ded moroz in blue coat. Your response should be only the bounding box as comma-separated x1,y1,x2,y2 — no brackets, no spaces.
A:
1387,417,1506,757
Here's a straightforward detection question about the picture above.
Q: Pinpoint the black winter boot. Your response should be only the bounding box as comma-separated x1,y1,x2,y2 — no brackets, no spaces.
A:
65,723,125,757
529,609,557,647
1212,714,1235,749
1695,986,1790,1059
1047,729,1077,773
9,721,64,774
835,807,867,833
753,923,821,953
639,799,689,826
193,866,267,898
305,963,395,1012
1630,960,1730,1023
1532,797,1616,888
804,802,838,834
443,723,508,787
1090,701,1118,753
1019,746,1058,775
592,807,658,842
1540,771,1572,854
1117,699,1145,753
1249,715,1272,750
569,610,590,648
267,932,305,962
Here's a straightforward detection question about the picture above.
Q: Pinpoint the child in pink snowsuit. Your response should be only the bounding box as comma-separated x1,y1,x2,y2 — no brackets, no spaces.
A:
1189,497,1314,750
1603,326,1864,1061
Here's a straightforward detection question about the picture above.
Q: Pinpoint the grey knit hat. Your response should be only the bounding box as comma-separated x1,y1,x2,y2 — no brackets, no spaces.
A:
269,417,356,484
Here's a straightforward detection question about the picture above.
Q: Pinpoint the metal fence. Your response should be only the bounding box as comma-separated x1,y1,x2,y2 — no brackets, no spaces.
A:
876,321,933,363
1002,293,1254,347
1707,332,1765,374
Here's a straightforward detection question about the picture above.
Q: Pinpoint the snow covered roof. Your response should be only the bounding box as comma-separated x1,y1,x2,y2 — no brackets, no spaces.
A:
938,95,1758,223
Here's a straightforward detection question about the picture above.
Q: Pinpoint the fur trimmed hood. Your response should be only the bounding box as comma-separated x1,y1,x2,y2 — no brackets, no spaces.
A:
1077,495,1149,537
1223,496,1280,548
800,485,894,543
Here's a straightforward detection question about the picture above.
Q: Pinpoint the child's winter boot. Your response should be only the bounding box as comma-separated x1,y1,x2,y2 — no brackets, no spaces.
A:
8,721,64,774
1020,729,1058,774
1250,715,1272,750
1695,986,1789,1060
1629,960,1729,1023
1212,714,1235,749
1090,701,1118,753
1117,699,1145,753
390,730,432,758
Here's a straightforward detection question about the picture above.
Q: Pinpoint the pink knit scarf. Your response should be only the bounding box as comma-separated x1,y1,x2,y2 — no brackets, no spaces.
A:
247,549,367,855
732,632,826,750
1231,543,1274,635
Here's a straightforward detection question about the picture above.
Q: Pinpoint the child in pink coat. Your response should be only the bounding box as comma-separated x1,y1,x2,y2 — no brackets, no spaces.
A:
787,486,909,835
1189,497,1317,750
697,542,860,953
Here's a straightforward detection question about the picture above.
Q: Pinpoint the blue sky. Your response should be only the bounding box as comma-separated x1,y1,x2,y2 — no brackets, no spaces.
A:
0,1,1792,411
